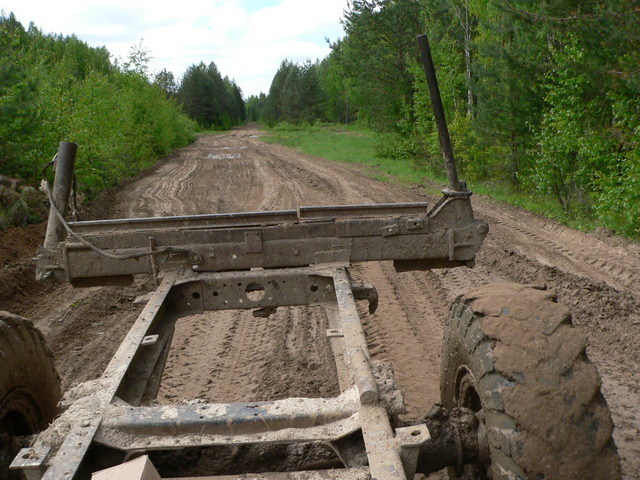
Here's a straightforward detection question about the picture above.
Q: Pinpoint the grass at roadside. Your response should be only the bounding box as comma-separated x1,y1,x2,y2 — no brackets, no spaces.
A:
262,123,439,189
262,123,604,234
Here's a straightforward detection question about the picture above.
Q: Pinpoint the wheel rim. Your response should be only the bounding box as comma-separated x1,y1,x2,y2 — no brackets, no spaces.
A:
0,388,46,434
0,389,45,480
455,367,481,413
454,366,491,479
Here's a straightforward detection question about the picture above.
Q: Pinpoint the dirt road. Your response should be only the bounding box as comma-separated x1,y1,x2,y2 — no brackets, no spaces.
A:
2,128,639,477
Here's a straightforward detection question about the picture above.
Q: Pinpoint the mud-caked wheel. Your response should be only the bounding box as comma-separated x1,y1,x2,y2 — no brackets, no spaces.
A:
0,312,60,480
441,283,620,480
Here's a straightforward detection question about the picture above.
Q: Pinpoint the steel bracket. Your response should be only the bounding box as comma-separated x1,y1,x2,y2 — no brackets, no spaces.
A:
396,424,431,479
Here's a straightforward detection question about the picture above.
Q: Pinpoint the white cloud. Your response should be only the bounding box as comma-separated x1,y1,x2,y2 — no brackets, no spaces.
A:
2,0,347,96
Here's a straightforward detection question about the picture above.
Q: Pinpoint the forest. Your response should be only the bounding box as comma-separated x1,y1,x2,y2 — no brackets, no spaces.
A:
0,12,244,228
250,0,639,238
1,2,638,238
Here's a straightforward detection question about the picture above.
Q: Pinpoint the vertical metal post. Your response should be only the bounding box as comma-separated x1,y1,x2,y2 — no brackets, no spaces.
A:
417,34,462,192
44,141,78,248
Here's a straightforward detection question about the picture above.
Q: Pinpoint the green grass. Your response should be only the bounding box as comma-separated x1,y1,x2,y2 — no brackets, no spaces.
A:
263,123,436,186
262,123,376,164
261,123,615,236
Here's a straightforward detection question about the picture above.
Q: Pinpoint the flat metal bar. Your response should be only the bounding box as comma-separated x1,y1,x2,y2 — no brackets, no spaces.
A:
323,308,351,393
68,210,299,234
167,269,337,316
164,467,372,480
359,406,407,480
298,203,428,219
39,276,176,480
331,269,371,358
38,196,488,283
68,203,430,235
67,226,482,274
116,319,176,404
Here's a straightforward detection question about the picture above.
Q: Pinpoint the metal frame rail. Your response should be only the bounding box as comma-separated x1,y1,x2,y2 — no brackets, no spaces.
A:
14,266,430,480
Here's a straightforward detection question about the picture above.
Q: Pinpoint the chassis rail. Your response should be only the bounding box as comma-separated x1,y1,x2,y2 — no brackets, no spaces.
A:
37,198,487,287
13,267,439,480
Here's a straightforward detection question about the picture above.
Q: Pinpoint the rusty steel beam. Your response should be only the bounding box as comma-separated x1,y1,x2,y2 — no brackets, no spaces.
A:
417,34,461,192
37,197,487,285
330,268,409,480
23,276,177,480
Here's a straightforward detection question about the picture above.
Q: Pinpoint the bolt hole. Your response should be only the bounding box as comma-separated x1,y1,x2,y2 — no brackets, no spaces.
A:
310,285,319,292
192,292,200,299
245,282,266,301
213,291,219,297
411,430,421,436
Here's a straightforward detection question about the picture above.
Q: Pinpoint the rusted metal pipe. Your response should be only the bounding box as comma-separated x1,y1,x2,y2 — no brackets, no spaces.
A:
44,141,78,248
417,34,462,192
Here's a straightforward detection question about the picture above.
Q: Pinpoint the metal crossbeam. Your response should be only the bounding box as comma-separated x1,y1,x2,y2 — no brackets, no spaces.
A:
37,198,487,285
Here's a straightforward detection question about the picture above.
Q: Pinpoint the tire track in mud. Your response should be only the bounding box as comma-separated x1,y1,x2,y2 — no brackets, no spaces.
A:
351,262,451,420
159,310,279,403
259,306,340,400
119,155,201,217
476,204,639,295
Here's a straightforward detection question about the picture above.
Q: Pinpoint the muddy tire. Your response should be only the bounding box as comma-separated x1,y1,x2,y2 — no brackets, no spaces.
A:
440,283,620,480
0,312,60,480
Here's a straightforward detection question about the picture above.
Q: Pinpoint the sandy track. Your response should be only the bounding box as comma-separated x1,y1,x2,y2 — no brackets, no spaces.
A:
6,127,639,477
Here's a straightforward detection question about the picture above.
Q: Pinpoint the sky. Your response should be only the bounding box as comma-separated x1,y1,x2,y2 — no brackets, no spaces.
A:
1,0,349,97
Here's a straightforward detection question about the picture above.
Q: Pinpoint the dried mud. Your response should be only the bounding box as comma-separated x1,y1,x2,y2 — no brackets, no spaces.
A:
1,127,638,478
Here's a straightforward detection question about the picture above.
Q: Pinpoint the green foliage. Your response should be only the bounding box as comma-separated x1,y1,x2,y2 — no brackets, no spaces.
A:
246,93,268,122
0,12,196,209
338,0,422,131
263,60,327,126
318,48,355,124
257,0,640,238
176,62,245,130
0,185,47,230
154,69,178,97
